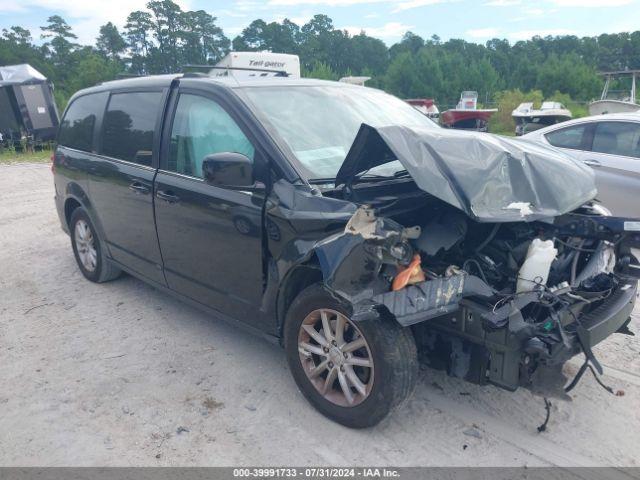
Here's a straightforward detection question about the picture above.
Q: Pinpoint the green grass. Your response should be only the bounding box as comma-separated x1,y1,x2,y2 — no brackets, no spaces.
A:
489,129,516,137
0,149,52,165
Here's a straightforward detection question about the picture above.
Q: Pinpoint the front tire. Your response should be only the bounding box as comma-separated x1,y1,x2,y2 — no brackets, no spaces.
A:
69,207,121,283
284,284,418,428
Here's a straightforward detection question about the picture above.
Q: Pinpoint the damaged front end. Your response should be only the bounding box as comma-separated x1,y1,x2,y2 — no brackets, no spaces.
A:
303,124,640,399
314,202,639,398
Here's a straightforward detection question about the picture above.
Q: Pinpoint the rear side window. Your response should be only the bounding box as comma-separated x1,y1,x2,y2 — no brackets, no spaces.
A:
591,122,640,158
545,124,588,150
58,93,106,152
101,91,162,166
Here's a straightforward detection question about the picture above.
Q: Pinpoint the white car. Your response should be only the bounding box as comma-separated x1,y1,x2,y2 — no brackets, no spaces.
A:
523,112,640,218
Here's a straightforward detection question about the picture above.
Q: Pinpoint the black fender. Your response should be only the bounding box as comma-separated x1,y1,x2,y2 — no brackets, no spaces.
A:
270,240,324,338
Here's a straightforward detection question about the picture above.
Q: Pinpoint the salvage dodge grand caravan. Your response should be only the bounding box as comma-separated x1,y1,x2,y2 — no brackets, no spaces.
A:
53,74,640,428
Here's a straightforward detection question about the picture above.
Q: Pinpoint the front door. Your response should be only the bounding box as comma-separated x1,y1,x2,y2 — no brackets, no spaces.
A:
154,90,268,326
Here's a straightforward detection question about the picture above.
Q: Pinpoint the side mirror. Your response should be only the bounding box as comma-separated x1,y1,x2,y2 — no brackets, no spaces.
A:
202,152,255,189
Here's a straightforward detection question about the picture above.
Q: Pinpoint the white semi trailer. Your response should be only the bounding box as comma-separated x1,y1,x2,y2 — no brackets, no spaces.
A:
211,52,301,79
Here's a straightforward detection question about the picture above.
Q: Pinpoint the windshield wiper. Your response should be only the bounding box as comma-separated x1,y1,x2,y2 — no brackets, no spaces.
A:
393,169,410,178
309,170,411,186
356,170,411,181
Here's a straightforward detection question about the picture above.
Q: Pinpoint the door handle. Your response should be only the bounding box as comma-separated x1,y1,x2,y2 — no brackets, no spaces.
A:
129,181,150,194
583,159,602,167
156,190,180,204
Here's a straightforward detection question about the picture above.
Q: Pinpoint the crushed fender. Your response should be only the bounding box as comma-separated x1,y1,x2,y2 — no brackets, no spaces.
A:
316,205,495,321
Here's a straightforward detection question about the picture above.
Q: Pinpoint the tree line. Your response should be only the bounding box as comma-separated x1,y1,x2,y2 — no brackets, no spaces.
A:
2,0,640,113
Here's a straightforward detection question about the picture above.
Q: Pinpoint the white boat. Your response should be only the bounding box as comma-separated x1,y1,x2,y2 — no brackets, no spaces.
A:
512,101,572,136
589,70,640,115
339,76,371,86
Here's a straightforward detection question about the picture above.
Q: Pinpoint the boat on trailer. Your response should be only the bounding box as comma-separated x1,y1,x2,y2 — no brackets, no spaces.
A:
512,101,573,136
589,70,640,115
441,91,497,132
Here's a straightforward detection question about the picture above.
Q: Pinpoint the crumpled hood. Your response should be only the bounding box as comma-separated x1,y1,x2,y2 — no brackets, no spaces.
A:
335,124,597,222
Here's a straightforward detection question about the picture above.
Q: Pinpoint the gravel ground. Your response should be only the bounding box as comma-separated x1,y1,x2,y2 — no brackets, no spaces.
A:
1,162,639,467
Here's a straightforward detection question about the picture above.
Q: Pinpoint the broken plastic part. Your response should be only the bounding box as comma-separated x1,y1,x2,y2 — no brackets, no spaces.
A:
344,205,420,243
392,253,425,291
344,205,378,237
269,179,357,222
359,274,495,327
573,242,616,286
505,202,534,217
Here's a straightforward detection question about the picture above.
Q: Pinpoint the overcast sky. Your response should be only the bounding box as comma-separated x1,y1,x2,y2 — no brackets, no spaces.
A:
1,0,639,46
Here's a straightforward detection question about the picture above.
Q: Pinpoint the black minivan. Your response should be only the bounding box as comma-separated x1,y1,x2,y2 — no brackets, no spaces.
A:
53,73,639,427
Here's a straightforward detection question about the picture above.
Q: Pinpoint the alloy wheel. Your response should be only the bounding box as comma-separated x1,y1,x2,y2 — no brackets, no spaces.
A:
297,308,374,407
74,219,97,272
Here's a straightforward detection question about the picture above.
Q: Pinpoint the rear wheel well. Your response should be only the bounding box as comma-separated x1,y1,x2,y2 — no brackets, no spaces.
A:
64,198,82,229
277,261,323,338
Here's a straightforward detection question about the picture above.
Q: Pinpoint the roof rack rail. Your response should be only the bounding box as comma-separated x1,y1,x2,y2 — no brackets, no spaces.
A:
182,64,289,77
182,72,209,78
182,64,215,71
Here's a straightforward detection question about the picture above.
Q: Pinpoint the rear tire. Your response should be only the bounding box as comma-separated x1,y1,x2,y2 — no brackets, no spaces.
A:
69,207,121,283
284,284,418,428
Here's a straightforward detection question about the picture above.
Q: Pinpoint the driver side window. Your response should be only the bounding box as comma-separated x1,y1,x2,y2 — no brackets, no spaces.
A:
168,94,255,178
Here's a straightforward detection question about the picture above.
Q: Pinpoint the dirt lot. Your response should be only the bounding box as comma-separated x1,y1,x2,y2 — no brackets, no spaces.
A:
1,162,640,467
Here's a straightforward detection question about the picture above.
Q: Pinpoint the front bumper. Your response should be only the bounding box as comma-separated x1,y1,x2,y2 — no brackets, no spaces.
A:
526,279,637,398
578,280,637,348
413,278,637,396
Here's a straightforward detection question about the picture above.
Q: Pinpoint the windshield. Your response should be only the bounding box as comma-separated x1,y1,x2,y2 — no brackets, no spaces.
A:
241,85,437,180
